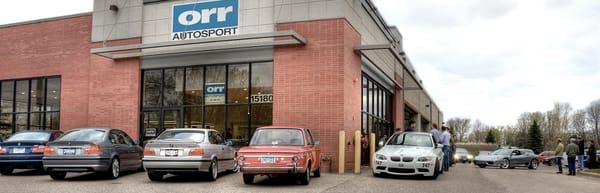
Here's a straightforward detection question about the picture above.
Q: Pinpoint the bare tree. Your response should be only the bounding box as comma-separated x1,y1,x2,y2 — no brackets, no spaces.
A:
571,109,587,138
447,117,471,142
587,99,600,143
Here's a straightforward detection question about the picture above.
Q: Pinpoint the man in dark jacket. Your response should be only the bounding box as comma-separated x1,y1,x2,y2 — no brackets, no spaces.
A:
566,138,580,176
405,121,416,132
577,136,585,171
589,140,597,169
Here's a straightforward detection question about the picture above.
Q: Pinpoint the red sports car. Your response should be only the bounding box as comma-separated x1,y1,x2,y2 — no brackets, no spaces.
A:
237,126,321,185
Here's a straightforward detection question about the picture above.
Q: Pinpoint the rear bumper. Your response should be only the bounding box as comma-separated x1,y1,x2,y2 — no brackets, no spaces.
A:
43,157,111,172
0,155,44,168
142,158,211,172
240,165,305,174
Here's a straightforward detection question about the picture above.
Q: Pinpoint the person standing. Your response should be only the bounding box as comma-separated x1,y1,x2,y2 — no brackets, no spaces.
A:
588,140,597,169
577,136,585,171
405,121,416,132
430,123,441,143
440,127,451,171
555,138,564,174
565,138,580,176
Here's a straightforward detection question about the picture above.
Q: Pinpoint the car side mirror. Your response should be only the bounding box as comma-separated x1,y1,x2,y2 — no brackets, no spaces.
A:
314,141,320,146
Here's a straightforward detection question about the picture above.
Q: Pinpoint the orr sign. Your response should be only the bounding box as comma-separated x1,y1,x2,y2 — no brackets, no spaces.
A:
172,0,239,41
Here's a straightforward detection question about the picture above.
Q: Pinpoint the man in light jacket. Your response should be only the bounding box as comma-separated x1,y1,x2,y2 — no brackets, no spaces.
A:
555,138,564,174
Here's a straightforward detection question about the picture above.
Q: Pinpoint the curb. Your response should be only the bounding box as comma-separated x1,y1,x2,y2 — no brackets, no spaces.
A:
580,171,600,178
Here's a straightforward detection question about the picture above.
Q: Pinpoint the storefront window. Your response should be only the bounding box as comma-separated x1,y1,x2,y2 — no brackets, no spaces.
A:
163,68,184,106
143,70,162,107
141,62,273,142
361,73,392,156
228,64,249,104
0,77,61,136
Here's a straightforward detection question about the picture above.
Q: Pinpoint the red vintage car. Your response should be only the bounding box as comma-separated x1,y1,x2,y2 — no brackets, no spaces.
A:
237,126,321,185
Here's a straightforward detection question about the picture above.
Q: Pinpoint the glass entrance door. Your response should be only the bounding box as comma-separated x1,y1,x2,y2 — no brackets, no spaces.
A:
162,109,181,130
142,111,160,141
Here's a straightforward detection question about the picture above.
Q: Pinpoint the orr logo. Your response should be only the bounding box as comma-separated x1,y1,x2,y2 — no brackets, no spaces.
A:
172,0,239,41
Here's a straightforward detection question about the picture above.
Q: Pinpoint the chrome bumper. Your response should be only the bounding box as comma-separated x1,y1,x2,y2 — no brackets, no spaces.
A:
240,165,305,174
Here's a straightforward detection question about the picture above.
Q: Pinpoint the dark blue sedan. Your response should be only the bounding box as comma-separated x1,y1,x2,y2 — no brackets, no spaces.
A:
0,130,63,175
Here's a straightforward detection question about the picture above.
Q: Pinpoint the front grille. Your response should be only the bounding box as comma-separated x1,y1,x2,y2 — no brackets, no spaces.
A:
402,157,414,162
388,168,414,173
376,166,387,170
487,161,494,165
390,156,401,162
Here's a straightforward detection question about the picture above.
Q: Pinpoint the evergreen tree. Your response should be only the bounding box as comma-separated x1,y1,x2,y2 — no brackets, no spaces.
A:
485,130,496,144
526,120,544,154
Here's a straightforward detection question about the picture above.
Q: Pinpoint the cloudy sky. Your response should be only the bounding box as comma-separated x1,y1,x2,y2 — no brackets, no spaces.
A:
1,0,599,126
372,0,600,125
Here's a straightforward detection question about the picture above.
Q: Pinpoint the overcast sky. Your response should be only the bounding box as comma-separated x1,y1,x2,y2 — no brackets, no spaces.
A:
1,0,599,126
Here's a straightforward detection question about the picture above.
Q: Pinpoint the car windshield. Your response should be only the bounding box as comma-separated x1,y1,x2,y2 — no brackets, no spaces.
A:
491,149,512,155
57,130,105,142
6,132,51,141
386,133,433,147
250,129,304,146
156,130,205,142
456,149,468,154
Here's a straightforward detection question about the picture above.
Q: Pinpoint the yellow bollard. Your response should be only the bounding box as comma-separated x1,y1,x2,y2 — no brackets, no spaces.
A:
354,130,361,174
370,133,376,168
338,131,345,174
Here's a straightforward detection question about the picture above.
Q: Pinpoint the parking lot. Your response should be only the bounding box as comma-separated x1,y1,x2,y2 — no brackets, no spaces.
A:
0,164,598,193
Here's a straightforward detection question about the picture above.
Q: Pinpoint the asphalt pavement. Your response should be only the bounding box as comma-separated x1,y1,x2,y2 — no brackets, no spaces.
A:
0,164,598,193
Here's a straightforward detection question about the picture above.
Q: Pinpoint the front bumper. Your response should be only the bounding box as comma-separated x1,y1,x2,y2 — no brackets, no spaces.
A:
43,157,111,172
0,154,44,168
474,160,502,167
142,157,211,173
372,159,436,176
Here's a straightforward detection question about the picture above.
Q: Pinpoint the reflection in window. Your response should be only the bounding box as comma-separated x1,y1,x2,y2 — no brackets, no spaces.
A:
15,80,28,113
185,67,203,105
30,113,43,130
228,64,249,104
184,107,202,128
46,78,60,112
30,79,45,112
163,110,180,129
143,70,162,107
205,106,225,134
1,82,14,113
45,112,59,130
15,114,27,133
251,62,273,96
227,105,249,140
0,114,11,140
163,68,184,106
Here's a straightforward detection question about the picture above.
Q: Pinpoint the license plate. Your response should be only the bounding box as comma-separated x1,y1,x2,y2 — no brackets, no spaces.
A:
164,149,179,157
261,156,275,164
63,149,76,156
12,148,26,154
398,163,404,167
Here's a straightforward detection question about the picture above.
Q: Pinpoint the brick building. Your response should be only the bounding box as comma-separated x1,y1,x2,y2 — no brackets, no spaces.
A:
0,0,442,172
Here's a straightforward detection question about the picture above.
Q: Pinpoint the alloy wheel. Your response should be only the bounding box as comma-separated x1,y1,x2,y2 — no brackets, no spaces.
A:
112,159,120,178
210,160,218,180
501,159,509,169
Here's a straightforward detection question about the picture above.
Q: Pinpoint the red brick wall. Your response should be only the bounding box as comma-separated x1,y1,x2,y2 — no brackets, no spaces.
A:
0,15,141,138
274,19,362,172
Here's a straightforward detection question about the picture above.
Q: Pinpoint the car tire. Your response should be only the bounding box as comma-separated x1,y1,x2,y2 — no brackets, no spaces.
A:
372,171,382,177
548,159,555,166
528,159,539,170
208,159,218,181
313,164,321,177
500,159,510,169
147,170,164,181
478,165,486,168
243,174,254,184
0,167,14,175
430,161,440,180
49,171,67,180
299,165,310,185
107,157,121,179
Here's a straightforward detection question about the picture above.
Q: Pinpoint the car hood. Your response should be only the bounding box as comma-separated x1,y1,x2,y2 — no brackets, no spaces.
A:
377,145,435,156
239,146,307,154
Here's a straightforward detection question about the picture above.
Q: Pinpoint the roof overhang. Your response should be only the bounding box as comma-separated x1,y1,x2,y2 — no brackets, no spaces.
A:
355,44,404,88
91,30,306,60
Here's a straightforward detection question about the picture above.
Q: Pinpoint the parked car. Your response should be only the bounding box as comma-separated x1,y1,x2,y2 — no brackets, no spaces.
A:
0,130,63,175
143,128,237,181
237,127,321,185
453,148,473,163
537,151,556,166
372,132,444,179
474,148,538,169
43,128,143,180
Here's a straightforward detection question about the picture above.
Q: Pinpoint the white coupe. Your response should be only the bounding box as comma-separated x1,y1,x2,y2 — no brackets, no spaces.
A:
372,132,444,179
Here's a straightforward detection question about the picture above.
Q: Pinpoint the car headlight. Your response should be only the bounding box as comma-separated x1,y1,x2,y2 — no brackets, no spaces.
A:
467,155,473,159
376,154,387,160
454,154,459,159
418,156,433,162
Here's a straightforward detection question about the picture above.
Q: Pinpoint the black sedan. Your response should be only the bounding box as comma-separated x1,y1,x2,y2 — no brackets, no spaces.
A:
0,130,63,175
43,128,143,180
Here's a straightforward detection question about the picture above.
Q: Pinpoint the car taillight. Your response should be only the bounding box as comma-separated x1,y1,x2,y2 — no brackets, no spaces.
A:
43,146,56,156
188,148,204,156
143,147,155,156
32,145,46,153
83,144,102,155
0,146,6,154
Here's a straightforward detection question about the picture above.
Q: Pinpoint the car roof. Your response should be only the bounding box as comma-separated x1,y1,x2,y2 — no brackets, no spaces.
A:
163,128,216,132
14,130,60,134
258,126,305,130
395,131,433,136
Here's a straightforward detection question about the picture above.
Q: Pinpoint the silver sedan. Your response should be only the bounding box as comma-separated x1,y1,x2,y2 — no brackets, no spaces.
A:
142,128,237,181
